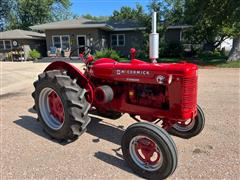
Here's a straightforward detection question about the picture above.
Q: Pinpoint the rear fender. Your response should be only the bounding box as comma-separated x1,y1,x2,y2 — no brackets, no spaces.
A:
44,61,94,103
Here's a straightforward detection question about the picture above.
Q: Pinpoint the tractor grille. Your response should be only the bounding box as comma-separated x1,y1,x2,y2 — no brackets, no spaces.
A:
182,76,197,111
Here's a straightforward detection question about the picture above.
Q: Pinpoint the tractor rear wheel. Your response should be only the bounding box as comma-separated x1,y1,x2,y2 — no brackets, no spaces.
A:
168,105,205,139
121,122,178,179
32,70,91,141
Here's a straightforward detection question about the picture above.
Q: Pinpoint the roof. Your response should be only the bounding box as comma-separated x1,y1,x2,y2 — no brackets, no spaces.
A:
107,21,146,31
30,17,146,31
167,25,192,29
0,29,45,40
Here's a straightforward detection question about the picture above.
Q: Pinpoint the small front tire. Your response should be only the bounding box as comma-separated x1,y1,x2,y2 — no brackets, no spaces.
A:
168,105,205,139
121,122,178,179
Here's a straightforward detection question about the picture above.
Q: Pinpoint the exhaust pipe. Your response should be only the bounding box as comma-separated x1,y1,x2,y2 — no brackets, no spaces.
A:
149,12,159,63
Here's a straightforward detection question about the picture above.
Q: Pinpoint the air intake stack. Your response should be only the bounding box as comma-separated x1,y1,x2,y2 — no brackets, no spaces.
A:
149,12,159,63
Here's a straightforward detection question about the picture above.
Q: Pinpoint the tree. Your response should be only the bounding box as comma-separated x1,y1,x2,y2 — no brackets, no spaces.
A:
82,14,109,22
110,3,148,25
184,0,240,60
4,0,72,30
228,37,240,61
51,2,76,22
0,0,13,31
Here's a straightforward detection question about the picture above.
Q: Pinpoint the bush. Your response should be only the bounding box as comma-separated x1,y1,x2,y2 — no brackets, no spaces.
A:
136,50,149,61
160,43,184,58
159,42,167,57
29,49,41,59
95,49,120,61
197,50,224,60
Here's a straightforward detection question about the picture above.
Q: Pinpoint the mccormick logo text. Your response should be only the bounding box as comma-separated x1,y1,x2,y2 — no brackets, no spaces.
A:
116,69,150,75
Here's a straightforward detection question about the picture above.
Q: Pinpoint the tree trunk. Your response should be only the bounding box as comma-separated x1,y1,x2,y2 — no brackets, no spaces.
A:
228,36,240,61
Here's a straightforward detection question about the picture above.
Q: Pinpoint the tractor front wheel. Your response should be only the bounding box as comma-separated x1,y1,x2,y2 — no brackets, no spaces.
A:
121,122,178,179
32,70,91,141
168,105,205,139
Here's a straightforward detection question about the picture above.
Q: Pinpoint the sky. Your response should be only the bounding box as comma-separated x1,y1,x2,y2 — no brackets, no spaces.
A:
71,0,151,16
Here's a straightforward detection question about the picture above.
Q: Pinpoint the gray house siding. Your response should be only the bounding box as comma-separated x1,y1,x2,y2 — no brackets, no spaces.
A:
165,29,181,43
45,28,100,51
0,39,46,59
45,28,145,57
0,39,45,52
110,30,145,56
98,29,110,50
24,39,46,56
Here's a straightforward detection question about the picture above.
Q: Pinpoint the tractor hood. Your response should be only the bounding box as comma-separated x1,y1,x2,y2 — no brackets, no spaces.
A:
90,58,198,84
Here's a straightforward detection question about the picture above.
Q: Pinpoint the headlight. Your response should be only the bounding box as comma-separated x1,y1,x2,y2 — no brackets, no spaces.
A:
156,75,165,84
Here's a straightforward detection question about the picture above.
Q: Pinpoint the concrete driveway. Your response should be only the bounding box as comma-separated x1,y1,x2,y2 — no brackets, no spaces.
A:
0,62,239,179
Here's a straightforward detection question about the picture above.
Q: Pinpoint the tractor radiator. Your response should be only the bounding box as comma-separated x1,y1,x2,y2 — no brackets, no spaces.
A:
182,76,197,111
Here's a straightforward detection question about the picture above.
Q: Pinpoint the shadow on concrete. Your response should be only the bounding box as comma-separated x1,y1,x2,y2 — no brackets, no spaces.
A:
94,151,133,174
14,115,49,139
14,114,126,146
87,116,125,146
28,107,36,114
14,114,135,176
13,115,70,145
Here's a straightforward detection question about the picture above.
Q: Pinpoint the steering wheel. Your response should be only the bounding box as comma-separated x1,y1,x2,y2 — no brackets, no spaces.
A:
69,46,92,63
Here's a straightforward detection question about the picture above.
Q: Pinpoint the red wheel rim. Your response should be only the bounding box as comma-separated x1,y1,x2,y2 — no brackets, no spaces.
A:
178,119,193,126
48,91,65,124
173,118,195,132
129,136,163,171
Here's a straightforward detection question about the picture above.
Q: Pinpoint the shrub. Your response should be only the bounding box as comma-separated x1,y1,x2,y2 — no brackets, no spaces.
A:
136,50,149,61
164,43,184,58
159,42,184,58
159,42,167,57
29,49,41,59
197,50,225,60
95,49,120,61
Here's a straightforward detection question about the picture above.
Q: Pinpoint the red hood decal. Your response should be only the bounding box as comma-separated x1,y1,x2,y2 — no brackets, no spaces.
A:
91,58,198,84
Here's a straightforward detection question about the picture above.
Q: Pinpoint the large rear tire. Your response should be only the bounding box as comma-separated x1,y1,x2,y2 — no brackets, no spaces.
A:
121,122,178,179
168,105,205,139
32,70,91,141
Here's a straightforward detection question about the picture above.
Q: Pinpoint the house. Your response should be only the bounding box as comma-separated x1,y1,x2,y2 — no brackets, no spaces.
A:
30,17,146,57
0,29,46,60
220,38,233,52
165,25,192,44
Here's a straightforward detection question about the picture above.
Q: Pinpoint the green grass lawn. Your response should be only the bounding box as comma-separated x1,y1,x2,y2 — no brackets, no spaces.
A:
158,57,240,68
215,60,240,68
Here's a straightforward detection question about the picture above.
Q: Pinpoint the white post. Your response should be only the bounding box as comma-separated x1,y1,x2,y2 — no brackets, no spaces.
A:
152,12,157,33
149,12,159,63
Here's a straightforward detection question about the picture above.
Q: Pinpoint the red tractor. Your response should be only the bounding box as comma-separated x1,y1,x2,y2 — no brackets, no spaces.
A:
32,13,205,179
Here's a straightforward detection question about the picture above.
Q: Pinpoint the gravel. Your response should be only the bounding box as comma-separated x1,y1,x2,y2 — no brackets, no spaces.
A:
0,62,239,179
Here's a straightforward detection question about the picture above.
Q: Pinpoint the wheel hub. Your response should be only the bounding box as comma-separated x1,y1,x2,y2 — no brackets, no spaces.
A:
130,136,163,171
173,118,195,132
48,91,64,123
39,87,65,130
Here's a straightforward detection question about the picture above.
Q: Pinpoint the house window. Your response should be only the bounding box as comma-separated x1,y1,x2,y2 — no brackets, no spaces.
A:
111,34,125,46
0,41,4,50
111,35,118,46
52,35,70,50
5,40,12,49
0,40,12,50
62,36,70,50
53,36,61,48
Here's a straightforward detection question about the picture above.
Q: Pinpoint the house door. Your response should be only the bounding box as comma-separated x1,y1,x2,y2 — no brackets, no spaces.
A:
77,36,86,54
